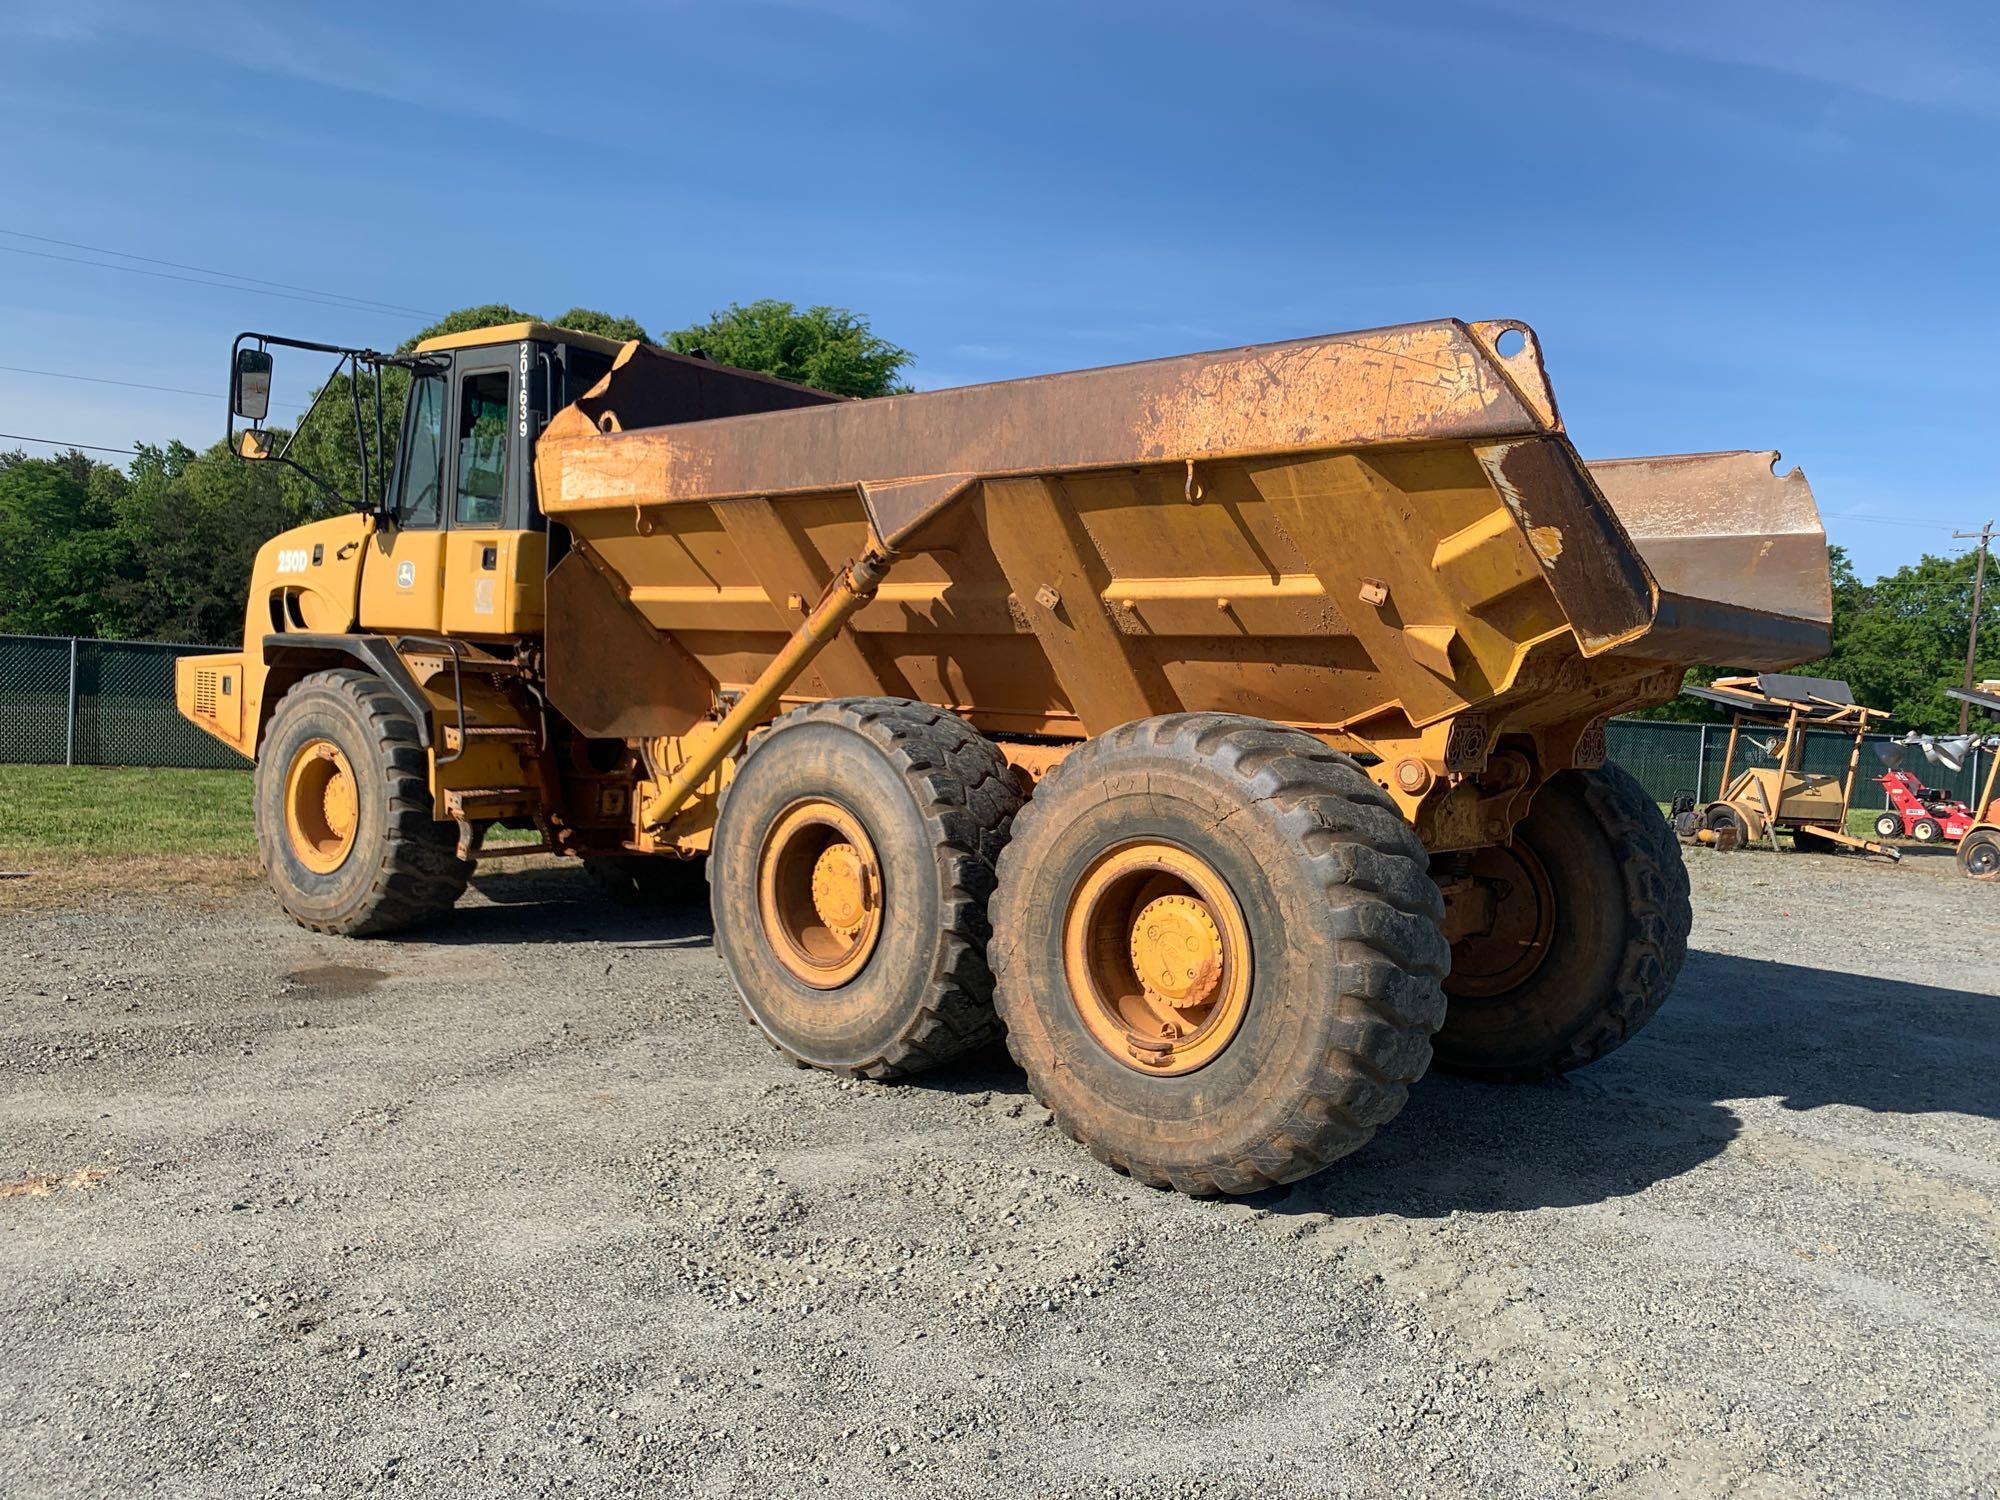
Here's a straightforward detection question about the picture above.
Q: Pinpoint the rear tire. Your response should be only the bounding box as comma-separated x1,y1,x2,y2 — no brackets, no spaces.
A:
710,698,1021,1077
1874,813,1902,839
1911,816,1943,844
990,714,1448,1196
1433,762,1690,1082
583,854,708,906
255,669,471,936
1960,831,2000,881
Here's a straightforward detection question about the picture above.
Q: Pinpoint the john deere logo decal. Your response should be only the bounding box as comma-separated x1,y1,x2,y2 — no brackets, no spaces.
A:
396,561,416,589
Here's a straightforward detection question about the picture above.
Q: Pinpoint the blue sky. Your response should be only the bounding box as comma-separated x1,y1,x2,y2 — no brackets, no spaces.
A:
1,0,1994,579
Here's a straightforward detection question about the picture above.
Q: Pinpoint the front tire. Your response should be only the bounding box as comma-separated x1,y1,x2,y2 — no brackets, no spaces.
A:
1960,831,2000,881
1911,817,1943,844
1432,762,1691,1082
1874,812,1902,839
710,698,1021,1077
255,669,471,936
990,714,1448,1196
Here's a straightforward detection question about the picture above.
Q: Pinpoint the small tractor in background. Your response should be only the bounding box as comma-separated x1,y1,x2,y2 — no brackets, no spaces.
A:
1874,751,1978,845
1677,674,1899,859
1944,682,2000,881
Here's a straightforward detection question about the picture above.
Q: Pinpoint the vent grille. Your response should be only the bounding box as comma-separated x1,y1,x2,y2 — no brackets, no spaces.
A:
193,669,219,719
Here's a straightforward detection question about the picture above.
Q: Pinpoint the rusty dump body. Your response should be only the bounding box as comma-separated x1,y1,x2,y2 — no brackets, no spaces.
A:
533,318,1831,852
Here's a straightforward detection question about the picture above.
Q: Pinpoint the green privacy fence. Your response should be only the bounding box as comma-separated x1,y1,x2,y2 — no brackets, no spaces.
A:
1605,718,1989,812
0,634,251,770
0,631,1989,803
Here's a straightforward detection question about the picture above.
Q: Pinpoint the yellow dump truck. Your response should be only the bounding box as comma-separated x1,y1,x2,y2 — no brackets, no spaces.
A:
181,318,1832,1194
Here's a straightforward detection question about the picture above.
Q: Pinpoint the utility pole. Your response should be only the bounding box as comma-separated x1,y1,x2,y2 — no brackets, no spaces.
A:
1956,520,1995,734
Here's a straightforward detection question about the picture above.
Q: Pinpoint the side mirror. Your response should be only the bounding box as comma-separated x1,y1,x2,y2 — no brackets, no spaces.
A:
238,429,272,461
232,348,273,423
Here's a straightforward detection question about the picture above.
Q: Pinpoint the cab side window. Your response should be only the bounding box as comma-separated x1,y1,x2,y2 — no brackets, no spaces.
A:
455,371,511,527
396,374,446,528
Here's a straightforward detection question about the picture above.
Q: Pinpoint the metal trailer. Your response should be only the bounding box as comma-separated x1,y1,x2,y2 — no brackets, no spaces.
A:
1679,674,1898,858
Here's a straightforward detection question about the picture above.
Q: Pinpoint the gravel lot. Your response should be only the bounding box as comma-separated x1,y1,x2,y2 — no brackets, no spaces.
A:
2,842,1995,1498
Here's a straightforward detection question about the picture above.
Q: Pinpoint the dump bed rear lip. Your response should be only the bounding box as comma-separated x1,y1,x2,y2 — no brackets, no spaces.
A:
1586,449,1832,670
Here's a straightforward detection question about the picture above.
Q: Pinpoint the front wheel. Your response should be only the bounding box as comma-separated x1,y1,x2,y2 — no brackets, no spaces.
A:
254,669,471,936
1874,812,1902,839
1960,831,2000,881
1911,817,1943,844
1432,762,1691,1082
990,714,1448,1196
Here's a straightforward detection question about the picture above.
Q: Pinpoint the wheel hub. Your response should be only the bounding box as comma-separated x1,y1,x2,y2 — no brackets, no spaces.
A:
757,800,884,989
1062,842,1252,1075
1129,894,1223,1012
810,842,870,938
1440,840,1557,1000
283,738,359,875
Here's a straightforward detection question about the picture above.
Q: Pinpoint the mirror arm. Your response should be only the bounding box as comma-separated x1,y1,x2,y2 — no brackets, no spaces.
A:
227,332,443,515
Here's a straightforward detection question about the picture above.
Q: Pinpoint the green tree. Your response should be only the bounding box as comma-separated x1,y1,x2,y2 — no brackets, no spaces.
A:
665,300,912,396
551,307,654,345
106,438,298,643
394,303,541,355
1626,544,1997,733
1819,548,1998,732
0,452,135,636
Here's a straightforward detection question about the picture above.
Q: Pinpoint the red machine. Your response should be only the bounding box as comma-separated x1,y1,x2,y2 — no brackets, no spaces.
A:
1873,767,1976,844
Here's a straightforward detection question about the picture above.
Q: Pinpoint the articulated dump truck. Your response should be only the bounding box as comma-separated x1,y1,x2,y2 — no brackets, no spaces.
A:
181,318,1831,1195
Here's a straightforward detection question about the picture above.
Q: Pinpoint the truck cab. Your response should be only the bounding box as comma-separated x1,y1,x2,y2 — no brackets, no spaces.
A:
356,323,622,640
177,322,624,758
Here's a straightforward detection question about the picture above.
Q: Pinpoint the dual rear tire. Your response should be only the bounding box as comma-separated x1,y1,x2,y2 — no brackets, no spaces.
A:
712,702,1691,1193
713,705,1454,1193
988,715,1450,1194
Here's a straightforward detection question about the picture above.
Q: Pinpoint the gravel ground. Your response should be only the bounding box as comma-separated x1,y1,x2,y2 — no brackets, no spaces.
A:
2,842,1995,1498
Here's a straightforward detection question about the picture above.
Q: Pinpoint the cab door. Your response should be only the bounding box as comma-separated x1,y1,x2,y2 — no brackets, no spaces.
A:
359,364,450,632
441,343,547,638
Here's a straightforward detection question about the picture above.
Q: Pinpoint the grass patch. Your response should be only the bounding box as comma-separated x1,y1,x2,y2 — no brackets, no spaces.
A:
0,765,255,857
0,763,541,907
0,765,260,907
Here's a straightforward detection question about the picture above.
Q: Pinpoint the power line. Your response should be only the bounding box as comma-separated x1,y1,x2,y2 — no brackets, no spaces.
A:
0,432,140,456
0,227,438,319
1828,512,1962,533
0,362,307,409
0,243,423,321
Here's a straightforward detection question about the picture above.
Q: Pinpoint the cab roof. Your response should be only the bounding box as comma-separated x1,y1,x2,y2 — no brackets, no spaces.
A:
411,321,629,356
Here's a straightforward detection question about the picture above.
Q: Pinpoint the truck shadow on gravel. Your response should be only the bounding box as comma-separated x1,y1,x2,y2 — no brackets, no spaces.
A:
1272,946,2000,1219
402,868,717,949
916,946,1999,1220
395,876,1999,1218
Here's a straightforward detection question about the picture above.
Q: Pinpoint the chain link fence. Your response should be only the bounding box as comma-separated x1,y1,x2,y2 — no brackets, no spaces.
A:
1,631,1989,801
1606,718,1987,812
0,634,250,769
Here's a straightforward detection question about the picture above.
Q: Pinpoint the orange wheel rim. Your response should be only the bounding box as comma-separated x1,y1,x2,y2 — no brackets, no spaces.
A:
1442,839,1556,999
756,799,884,989
284,738,358,874
1060,841,1252,1075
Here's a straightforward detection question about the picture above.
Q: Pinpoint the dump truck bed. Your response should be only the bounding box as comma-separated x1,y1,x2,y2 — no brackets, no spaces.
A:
532,319,1829,760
